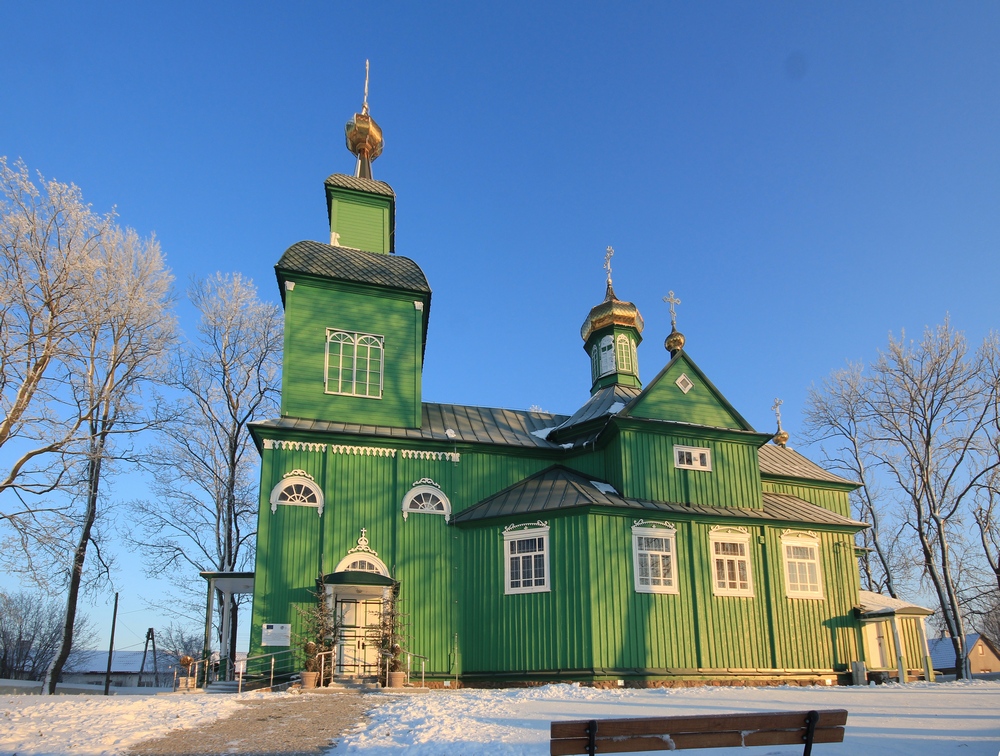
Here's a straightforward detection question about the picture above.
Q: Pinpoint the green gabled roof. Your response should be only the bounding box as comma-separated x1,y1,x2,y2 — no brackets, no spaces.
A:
452,464,865,528
275,240,430,298
621,350,753,431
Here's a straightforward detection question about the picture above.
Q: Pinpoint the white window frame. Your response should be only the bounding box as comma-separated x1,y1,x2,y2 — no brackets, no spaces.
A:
709,527,754,597
324,329,384,398
401,479,451,522
503,523,550,595
615,334,635,375
333,529,390,576
269,470,324,516
632,521,678,595
781,531,824,599
598,335,616,376
675,373,694,394
590,345,600,383
674,444,712,471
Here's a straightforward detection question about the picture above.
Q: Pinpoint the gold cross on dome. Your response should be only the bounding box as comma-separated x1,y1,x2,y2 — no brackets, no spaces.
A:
772,398,784,431
604,246,614,286
663,290,681,328
362,60,370,114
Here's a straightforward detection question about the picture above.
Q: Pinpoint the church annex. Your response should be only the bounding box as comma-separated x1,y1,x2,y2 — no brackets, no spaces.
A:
242,93,917,687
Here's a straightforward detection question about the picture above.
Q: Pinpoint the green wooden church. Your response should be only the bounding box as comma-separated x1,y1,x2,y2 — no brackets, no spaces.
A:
236,95,926,687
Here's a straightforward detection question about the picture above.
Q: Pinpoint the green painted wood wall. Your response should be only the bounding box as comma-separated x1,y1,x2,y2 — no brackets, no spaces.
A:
627,354,744,429
280,278,423,428
327,190,392,254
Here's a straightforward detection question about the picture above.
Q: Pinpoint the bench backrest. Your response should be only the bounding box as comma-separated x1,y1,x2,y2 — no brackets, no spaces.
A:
550,709,848,755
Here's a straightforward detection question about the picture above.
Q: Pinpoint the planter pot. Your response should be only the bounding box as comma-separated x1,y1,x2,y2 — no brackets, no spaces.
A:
387,671,406,688
301,671,319,689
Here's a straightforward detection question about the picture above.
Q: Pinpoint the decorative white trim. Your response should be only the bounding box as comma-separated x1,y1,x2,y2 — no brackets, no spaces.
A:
263,439,327,453
675,373,694,394
781,529,819,541
284,281,296,291
414,301,424,311
401,482,452,522
709,527,754,597
674,444,712,471
503,520,548,533
710,525,749,536
401,449,460,462
329,444,397,458
269,471,324,516
325,329,385,399
781,531,824,600
632,519,676,532
334,529,390,576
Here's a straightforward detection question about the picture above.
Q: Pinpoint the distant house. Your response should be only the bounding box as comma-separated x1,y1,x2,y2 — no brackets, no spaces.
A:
928,634,1000,676
60,650,179,688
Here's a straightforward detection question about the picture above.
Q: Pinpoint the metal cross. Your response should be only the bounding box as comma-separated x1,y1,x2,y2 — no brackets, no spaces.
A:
604,246,614,286
772,398,784,431
362,60,370,114
663,290,681,328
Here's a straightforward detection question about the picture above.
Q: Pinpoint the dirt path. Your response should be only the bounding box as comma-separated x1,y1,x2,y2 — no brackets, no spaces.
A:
127,691,376,755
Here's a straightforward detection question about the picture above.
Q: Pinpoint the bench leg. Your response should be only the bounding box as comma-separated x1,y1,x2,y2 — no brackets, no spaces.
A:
802,710,819,756
587,719,597,756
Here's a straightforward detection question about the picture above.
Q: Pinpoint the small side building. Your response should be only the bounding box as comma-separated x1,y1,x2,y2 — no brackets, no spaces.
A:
929,633,1000,676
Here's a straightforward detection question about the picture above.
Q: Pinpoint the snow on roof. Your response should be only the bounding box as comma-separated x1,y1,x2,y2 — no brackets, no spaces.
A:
927,634,983,670
858,590,934,616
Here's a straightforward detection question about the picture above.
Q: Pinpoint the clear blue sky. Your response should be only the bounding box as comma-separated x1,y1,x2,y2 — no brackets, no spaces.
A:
3,2,999,651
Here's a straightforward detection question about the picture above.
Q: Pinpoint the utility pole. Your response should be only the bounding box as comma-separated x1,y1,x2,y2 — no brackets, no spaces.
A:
103,593,119,696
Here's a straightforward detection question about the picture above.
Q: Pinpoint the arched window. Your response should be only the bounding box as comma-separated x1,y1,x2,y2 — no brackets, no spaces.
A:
402,480,451,522
590,346,600,383
325,329,384,398
599,335,615,376
269,470,324,516
333,529,390,576
615,334,635,375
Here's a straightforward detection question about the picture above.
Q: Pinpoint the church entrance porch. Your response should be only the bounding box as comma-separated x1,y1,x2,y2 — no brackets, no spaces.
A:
322,569,396,679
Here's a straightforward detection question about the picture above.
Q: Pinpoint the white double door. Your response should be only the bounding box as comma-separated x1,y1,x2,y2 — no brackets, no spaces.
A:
335,595,382,676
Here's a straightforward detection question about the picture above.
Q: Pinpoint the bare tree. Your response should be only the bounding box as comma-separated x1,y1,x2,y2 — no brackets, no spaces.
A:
43,226,174,694
0,157,113,548
804,362,910,597
0,590,94,680
127,273,282,660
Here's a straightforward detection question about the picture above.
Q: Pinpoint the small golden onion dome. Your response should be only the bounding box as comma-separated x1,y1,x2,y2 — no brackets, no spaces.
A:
581,283,645,343
345,112,384,179
665,327,686,353
773,429,790,448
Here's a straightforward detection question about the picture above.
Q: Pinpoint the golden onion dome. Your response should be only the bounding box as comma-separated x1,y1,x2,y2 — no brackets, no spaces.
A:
345,61,384,180
665,327,686,354
772,429,790,448
581,283,645,343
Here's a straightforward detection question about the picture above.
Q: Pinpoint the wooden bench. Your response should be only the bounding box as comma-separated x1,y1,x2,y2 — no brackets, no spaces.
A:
550,709,848,755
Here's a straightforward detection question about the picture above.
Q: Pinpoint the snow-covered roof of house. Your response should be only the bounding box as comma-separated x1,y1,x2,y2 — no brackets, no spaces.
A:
927,634,984,671
858,590,934,617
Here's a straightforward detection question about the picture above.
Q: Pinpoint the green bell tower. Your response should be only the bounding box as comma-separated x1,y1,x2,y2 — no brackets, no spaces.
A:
580,246,644,395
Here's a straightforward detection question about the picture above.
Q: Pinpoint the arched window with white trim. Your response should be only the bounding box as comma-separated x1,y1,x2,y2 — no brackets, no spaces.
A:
599,335,615,376
269,470,324,516
402,480,451,522
615,334,635,375
333,529,390,576
590,345,600,383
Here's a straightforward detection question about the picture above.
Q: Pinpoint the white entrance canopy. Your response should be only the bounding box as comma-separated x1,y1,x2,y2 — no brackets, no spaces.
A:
858,590,934,683
201,571,255,673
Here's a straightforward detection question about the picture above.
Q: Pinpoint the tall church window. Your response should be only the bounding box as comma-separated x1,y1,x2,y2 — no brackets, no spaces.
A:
615,334,635,375
503,523,550,595
709,527,753,597
781,531,823,598
401,480,451,522
632,522,678,594
599,335,615,376
325,329,384,398
590,346,600,383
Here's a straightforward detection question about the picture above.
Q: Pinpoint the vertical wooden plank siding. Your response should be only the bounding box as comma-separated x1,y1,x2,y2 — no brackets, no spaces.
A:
329,194,391,254
615,431,763,509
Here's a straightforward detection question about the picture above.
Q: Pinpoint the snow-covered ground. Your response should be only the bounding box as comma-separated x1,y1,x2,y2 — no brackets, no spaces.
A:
0,691,247,756
0,681,998,755
341,680,1000,755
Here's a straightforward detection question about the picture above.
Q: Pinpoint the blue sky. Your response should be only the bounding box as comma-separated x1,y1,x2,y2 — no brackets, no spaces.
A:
3,2,1000,650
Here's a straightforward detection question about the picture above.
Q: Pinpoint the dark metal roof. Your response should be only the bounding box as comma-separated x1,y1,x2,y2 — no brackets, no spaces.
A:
758,444,858,486
324,173,395,197
550,384,642,440
276,240,430,294
452,465,866,527
254,403,571,450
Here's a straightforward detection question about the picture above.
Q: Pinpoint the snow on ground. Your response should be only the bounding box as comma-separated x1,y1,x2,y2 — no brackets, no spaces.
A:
340,680,1000,755
0,691,250,756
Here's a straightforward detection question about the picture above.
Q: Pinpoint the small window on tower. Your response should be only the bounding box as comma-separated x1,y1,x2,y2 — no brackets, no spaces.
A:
615,334,635,375
674,444,711,471
599,335,616,376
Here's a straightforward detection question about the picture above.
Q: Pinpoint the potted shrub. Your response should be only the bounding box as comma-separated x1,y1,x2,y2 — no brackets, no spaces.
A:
295,584,341,689
369,585,408,688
